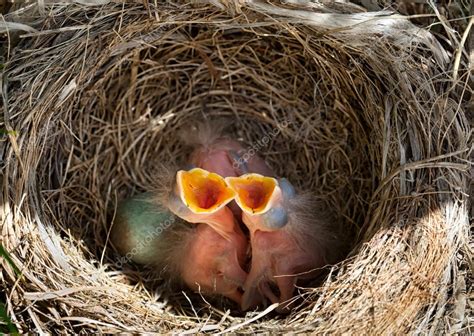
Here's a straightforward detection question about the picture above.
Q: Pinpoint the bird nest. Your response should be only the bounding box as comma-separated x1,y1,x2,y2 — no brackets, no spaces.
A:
0,0,471,334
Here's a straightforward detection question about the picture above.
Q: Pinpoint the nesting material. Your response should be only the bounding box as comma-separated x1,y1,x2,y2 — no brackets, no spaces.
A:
0,0,471,334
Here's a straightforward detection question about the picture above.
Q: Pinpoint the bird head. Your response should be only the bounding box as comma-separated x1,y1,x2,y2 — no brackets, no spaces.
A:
165,168,237,239
182,120,274,178
225,174,293,231
180,224,248,305
176,168,235,214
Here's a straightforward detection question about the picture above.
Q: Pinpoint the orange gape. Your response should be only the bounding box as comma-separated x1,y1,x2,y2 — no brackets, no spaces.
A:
225,174,280,215
177,168,236,214
169,168,249,304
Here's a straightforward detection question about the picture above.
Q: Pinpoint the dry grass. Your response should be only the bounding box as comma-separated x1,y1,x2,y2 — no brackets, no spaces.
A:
0,0,471,334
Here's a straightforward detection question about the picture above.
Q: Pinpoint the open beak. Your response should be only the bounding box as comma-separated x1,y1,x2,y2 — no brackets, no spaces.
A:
176,168,236,214
225,174,281,215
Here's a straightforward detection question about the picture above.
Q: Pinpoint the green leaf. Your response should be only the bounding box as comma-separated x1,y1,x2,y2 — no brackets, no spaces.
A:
0,245,20,335
0,301,19,335
0,243,21,277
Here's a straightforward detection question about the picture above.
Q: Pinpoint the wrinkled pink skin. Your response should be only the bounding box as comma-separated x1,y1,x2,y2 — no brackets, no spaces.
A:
241,225,325,311
170,137,269,304
169,197,237,241
189,138,273,216
186,133,315,309
180,223,248,304
189,138,273,178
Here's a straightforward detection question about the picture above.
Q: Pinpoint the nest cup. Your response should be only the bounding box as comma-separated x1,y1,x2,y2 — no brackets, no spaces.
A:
0,1,470,333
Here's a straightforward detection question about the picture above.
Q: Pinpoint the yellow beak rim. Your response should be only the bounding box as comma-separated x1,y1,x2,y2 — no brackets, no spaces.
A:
225,174,280,215
176,168,236,214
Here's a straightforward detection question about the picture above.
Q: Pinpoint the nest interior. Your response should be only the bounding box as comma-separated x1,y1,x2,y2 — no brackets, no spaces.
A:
0,1,471,334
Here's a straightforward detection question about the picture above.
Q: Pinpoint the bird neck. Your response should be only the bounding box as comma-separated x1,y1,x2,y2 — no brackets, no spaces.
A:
201,206,238,240
242,212,277,233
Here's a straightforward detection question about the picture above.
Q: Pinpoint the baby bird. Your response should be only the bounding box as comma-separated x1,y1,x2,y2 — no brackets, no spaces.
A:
225,174,346,311
110,192,247,304
181,121,273,217
183,121,274,178
152,166,250,302
165,167,238,240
